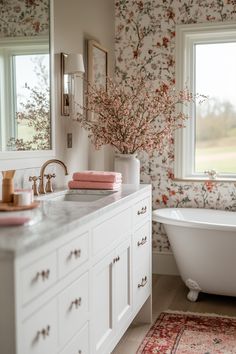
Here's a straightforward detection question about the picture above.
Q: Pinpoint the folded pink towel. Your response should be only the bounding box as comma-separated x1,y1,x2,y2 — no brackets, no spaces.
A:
68,180,121,190
73,171,122,183
0,217,31,226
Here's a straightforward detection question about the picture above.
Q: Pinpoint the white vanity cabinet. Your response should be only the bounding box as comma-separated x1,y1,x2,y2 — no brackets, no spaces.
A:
0,185,151,354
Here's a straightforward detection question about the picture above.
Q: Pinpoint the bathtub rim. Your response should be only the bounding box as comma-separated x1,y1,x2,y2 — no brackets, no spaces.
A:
152,207,236,232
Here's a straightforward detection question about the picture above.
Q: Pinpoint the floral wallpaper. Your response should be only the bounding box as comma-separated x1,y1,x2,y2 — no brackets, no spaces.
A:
115,0,236,252
0,0,49,38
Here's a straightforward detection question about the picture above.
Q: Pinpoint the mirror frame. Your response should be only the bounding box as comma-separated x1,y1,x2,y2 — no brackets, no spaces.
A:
0,0,55,170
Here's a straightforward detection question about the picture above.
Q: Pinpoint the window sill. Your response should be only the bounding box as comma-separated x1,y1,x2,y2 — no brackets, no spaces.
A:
173,177,236,183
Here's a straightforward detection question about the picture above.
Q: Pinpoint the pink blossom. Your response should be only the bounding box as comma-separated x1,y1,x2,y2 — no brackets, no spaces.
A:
77,76,202,154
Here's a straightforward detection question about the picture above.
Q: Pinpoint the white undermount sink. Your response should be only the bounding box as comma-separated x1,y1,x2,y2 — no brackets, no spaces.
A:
37,189,118,203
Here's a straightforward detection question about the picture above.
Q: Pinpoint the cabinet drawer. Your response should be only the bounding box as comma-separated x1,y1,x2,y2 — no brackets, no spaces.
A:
133,197,150,226
58,232,89,278
60,322,89,354
92,208,132,255
133,257,150,309
21,252,57,305
59,272,89,347
22,299,57,354
133,222,150,265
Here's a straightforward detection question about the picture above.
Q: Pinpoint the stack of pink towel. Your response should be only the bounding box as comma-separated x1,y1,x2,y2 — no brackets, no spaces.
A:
68,171,122,190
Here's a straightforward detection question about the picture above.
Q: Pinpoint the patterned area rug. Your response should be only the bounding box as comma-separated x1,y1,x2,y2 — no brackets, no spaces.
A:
136,311,236,353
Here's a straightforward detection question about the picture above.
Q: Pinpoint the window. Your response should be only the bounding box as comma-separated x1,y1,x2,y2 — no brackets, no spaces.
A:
0,37,50,151
175,22,236,179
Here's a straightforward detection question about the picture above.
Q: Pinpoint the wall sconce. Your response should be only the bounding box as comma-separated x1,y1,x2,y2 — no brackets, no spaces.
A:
61,53,85,117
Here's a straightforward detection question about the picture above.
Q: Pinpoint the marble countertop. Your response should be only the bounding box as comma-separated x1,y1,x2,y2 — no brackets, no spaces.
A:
0,184,151,256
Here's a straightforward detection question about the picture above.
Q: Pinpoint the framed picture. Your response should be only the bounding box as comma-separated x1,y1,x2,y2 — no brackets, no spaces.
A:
87,40,108,120
88,39,108,89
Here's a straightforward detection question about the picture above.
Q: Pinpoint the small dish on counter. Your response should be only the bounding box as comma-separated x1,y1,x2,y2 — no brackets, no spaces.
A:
0,206,43,227
0,208,42,227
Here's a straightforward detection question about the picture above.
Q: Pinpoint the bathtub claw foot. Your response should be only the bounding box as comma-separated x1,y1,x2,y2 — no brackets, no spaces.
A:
185,279,201,302
187,289,199,302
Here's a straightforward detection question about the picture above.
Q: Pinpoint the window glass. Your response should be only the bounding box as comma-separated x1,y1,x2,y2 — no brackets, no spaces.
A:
0,38,50,152
195,42,236,174
12,53,50,150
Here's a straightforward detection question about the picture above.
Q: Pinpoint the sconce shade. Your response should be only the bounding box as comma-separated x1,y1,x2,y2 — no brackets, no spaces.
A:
65,53,85,74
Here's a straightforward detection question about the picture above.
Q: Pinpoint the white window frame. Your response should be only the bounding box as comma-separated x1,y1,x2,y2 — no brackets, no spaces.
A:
0,37,49,149
175,22,236,180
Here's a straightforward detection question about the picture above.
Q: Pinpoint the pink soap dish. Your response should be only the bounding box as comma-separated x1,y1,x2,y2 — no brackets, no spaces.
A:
0,217,31,226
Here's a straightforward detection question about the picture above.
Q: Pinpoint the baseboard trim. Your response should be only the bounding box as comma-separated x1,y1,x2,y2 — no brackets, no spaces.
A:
152,251,179,275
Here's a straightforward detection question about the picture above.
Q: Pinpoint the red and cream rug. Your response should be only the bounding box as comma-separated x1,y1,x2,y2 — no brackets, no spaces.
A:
136,311,236,353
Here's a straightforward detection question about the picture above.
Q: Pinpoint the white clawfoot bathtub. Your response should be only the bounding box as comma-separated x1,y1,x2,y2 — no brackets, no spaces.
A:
153,208,236,302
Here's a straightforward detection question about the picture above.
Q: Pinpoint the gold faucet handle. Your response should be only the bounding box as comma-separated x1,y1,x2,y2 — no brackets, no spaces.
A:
29,176,41,196
44,173,56,179
44,173,56,193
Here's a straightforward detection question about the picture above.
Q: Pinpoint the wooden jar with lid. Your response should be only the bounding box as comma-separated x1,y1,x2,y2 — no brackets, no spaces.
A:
1,170,15,203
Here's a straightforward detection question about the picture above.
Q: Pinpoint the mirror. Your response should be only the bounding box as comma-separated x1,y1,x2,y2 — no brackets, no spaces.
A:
0,0,51,152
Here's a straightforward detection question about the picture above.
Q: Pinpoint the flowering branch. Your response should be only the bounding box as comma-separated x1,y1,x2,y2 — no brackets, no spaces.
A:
77,76,202,155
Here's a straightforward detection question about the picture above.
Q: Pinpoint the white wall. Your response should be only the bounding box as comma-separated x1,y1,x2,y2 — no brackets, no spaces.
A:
54,0,115,185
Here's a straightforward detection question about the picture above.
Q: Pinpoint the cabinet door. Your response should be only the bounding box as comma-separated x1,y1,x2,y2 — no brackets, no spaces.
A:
92,251,115,354
114,238,132,331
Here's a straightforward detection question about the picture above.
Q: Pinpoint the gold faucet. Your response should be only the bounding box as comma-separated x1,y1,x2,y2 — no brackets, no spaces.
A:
39,159,69,194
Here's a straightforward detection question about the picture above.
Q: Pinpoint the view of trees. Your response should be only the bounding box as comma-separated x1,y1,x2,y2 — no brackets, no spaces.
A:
195,98,236,173
8,54,51,151
196,98,236,144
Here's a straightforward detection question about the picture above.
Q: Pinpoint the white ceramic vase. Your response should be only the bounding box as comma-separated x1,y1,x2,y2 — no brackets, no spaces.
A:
114,154,140,185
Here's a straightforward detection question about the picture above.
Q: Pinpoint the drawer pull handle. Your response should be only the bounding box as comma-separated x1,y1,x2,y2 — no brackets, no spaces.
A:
37,325,50,339
137,206,147,215
70,249,81,258
36,269,50,280
138,276,147,288
78,351,82,354
71,297,82,309
137,236,147,246
113,256,120,263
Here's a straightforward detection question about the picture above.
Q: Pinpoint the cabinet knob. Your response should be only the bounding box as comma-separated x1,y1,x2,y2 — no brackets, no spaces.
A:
113,256,120,263
36,269,50,280
78,350,82,354
71,297,82,309
137,206,147,215
70,249,81,258
137,236,147,246
138,276,147,288
37,325,50,339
